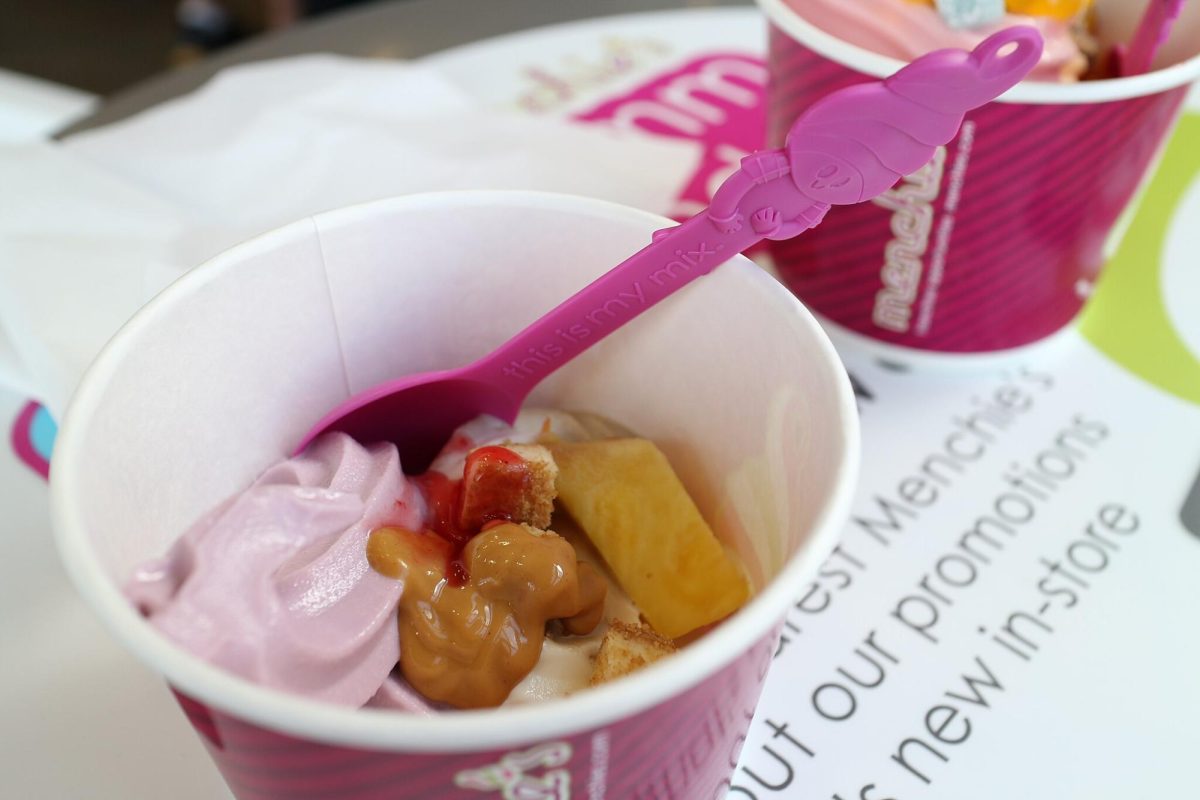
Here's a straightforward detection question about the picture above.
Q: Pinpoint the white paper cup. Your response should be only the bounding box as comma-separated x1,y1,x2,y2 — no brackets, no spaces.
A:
50,191,859,799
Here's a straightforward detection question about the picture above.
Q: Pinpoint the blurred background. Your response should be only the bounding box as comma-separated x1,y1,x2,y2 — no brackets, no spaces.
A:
0,0,377,94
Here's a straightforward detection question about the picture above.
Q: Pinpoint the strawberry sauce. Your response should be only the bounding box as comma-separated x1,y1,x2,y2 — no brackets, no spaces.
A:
412,446,527,586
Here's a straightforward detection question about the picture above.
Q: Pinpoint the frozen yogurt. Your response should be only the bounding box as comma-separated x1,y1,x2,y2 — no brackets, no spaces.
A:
126,432,420,708
127,409,749,711
787,0,1094,81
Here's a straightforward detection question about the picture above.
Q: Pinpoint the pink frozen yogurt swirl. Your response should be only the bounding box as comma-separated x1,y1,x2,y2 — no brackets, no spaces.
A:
126,412,606,711
785,0,1088,82
126,432,428,709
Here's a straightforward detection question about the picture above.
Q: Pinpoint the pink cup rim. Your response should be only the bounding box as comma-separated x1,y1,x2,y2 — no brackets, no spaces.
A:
49,190,861,754
758,0,1200,105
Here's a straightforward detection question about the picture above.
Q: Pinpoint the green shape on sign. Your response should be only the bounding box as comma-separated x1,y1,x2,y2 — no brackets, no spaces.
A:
1080,113,1200,405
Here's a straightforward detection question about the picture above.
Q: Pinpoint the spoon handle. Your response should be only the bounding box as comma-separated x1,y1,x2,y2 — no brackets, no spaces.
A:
1116,0,1186,77
470,26,1045,404
468,208,772,401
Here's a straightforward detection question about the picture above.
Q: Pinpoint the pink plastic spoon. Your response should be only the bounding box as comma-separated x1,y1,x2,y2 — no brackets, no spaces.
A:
297,27,1043,470
1114,0,1186,77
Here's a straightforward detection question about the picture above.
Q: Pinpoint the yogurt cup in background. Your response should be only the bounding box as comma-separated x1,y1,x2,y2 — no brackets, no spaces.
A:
50,191,859,800
759,0,1200,366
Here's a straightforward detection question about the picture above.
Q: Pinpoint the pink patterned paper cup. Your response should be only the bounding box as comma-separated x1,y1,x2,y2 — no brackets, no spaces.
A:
758,0,1200,363
49,192,859,799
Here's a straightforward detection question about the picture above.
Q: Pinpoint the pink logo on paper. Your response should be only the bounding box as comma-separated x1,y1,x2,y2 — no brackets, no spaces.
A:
11,400,53,481
574,54,767,220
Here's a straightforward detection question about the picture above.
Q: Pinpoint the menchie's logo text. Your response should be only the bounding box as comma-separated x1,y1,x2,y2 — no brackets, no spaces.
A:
871,147,947,334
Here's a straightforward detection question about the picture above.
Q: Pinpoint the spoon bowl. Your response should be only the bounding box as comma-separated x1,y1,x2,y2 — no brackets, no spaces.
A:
303,369,519,471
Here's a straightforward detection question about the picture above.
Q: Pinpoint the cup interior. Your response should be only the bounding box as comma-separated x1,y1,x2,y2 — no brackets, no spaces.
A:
51,191,859,750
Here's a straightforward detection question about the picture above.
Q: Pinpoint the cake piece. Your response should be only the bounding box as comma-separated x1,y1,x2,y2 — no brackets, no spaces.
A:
459,443,558,531
589,620,677,685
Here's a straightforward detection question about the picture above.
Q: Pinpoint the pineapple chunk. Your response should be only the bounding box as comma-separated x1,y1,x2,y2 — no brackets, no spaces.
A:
548,438,749,639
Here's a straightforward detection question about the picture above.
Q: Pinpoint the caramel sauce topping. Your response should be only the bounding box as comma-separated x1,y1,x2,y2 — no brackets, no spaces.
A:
367,522,606,709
